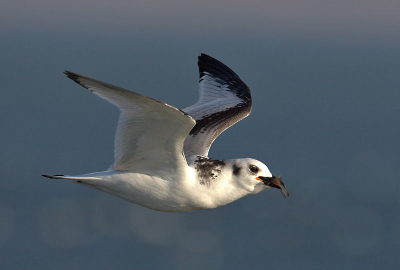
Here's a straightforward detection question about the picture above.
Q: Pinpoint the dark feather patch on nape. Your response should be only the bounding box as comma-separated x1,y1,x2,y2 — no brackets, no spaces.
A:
194,156,226,185
232,164,241,176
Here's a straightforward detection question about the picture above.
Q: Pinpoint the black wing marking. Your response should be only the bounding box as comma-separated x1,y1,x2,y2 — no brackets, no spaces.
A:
183,54,252,157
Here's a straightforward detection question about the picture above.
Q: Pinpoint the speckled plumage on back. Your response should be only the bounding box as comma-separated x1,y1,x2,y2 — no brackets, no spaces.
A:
193,156,226,185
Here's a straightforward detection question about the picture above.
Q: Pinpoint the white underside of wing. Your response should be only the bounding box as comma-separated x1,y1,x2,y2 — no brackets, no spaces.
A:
65,71,196,176
183,93,243,156
186,74,242,117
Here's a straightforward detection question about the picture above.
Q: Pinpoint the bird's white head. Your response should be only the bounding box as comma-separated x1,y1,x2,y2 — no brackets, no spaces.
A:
227,158,289,198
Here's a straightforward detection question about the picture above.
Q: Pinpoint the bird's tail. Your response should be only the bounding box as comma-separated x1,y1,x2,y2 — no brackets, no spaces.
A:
42,174,102,181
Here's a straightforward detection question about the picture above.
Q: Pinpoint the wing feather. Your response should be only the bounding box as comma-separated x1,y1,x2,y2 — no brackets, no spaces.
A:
183,54,252,157
64,71,195,175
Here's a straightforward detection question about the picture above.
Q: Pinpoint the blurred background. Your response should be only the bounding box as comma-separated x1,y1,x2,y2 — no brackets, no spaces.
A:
1,0,399,269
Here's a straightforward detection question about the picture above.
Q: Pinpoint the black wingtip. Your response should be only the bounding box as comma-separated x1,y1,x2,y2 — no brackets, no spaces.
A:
198,53,241,80
199,53,213,61
198,53,222,67
198,53,220,66
63,70,90,90
64,70,80,83
197,53,251,102
199,53,219,61
42,174,64,179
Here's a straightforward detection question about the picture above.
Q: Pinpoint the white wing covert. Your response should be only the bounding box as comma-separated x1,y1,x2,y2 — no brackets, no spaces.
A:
183,54,252,157
64,71,196,176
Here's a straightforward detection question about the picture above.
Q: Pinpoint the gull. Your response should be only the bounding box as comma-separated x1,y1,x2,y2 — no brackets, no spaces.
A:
43,54,289,212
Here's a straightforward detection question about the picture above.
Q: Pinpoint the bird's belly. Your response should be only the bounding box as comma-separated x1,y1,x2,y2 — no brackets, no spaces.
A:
92,172,201,212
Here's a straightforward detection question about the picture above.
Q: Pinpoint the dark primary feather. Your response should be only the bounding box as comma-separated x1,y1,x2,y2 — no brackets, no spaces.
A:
197,54,251,101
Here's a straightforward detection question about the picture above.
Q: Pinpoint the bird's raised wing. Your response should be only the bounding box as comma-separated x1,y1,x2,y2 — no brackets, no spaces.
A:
183,54,252,157
64,71,195,176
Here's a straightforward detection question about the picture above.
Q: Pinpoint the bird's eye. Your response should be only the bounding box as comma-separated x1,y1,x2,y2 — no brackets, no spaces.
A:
249,165,259,173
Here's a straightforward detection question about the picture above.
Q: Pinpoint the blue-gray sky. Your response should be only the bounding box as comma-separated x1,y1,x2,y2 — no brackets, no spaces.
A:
1,1,399,269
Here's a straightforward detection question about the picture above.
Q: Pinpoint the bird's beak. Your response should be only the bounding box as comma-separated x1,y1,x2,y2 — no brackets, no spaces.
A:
256,175,289,198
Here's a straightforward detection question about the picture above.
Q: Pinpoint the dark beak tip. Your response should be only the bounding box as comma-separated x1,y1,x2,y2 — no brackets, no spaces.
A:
281,187,289,198
260,175,289,198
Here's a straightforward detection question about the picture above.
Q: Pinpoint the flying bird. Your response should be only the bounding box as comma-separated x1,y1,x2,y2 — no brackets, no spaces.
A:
43,54,289,212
